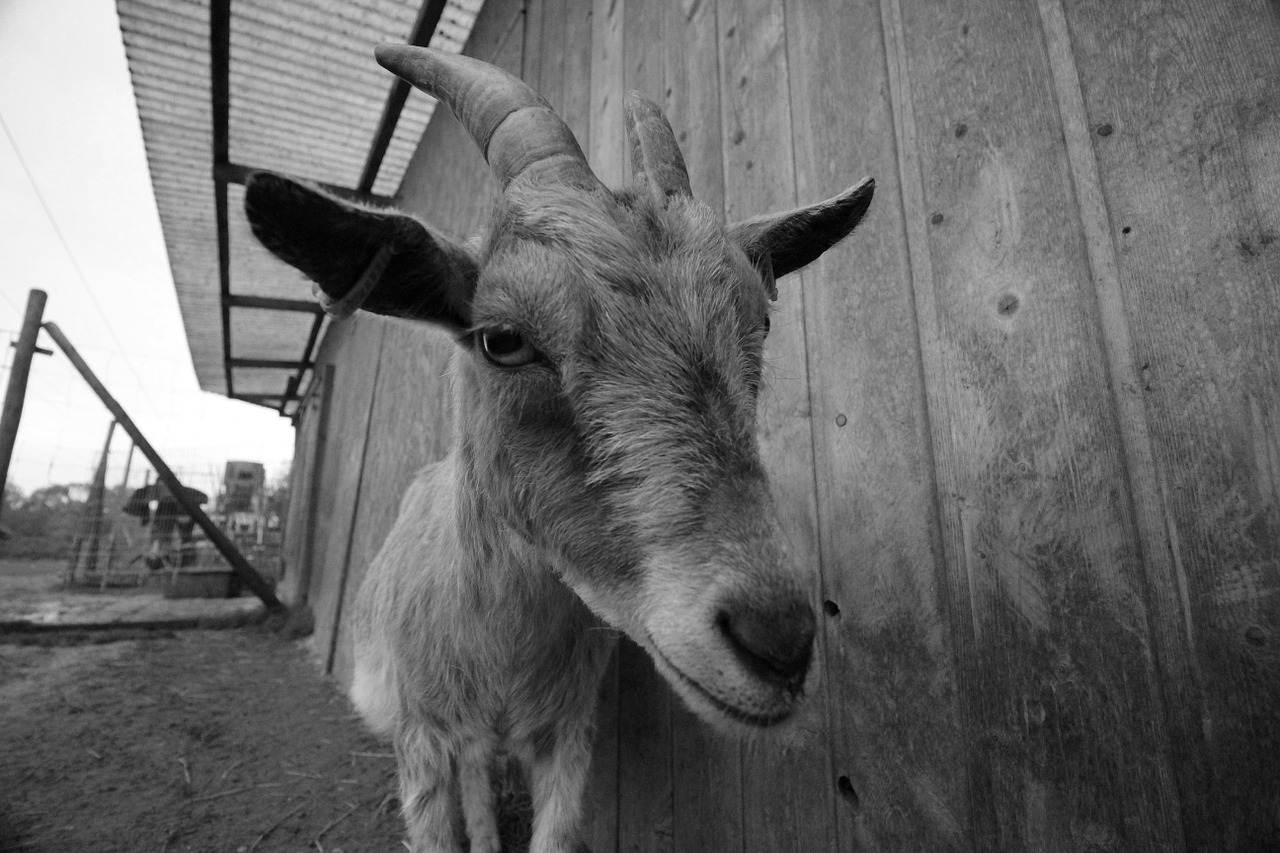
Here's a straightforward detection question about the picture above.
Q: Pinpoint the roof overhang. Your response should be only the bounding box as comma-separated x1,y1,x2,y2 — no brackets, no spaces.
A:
116,0,483,418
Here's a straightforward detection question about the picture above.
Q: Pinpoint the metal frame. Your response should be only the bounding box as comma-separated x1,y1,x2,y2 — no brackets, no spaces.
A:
209,0,449,417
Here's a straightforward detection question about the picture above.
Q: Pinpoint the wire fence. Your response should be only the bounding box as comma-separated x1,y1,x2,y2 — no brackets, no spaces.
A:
2,438,288,595
1,323,292,598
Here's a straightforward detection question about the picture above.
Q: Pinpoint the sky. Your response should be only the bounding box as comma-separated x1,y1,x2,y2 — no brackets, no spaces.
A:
0,0,296,498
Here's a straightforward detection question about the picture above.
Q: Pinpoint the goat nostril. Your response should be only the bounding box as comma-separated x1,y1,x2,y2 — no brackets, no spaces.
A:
718,601,815,687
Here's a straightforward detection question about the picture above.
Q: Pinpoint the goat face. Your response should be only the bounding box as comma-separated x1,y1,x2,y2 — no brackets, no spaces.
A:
245,47,873,733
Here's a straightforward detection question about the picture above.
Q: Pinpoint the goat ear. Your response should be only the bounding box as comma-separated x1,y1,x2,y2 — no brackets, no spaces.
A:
244,172,478,331
728,178,874,286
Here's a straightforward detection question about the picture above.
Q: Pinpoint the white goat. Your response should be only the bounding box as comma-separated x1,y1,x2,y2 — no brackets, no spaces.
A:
246,45,873,853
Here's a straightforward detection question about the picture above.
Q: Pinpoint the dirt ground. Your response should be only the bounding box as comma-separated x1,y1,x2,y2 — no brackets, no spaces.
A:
0,559,410,853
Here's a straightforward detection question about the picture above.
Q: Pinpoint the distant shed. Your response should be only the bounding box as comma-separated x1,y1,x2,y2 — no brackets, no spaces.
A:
123,0,1280,849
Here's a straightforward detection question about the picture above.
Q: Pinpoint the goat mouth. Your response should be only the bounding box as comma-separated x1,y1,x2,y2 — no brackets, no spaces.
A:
648,641,795,728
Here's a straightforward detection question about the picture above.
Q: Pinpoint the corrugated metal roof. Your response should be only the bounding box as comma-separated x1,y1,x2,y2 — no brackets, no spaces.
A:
116,0,482,415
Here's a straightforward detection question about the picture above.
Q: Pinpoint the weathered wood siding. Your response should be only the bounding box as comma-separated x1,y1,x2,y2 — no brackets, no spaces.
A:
285,0,1280,849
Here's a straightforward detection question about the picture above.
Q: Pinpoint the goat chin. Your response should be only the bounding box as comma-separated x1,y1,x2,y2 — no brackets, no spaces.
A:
642,636,820,743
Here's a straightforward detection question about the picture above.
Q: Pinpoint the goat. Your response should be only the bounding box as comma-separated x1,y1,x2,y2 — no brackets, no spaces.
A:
245,45,873,853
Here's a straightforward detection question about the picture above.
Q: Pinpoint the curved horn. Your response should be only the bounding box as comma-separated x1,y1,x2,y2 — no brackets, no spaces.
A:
624,92,692,206
375,45,599,192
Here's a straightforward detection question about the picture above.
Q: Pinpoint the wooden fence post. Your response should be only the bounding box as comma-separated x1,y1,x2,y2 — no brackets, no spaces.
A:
66,420,116,585
0,289,48,522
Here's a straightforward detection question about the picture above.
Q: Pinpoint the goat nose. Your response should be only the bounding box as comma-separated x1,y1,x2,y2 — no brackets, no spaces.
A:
717,598,815,689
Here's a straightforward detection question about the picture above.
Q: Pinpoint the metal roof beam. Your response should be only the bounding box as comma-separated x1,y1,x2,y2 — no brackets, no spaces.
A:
210,0,449,405
227,294,324,313
214,162,394,206
232,393,301,403
229,357,315,370
212,0,233,396
358,0,449,193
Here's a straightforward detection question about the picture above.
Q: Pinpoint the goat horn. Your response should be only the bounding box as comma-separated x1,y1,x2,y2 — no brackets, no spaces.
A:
624,92,692,206
375,45,599,192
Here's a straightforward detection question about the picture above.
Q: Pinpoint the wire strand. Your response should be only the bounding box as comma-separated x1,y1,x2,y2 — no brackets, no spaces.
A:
0,109,153,405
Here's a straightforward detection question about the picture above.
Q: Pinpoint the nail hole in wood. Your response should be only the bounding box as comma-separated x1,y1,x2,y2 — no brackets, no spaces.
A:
930,212,944,225
1122,226,1132,235
837,775,859,807
823,600,840,617
954,123,968,138
835,414,847,427
1097,123,1114,137
997,293,1019,316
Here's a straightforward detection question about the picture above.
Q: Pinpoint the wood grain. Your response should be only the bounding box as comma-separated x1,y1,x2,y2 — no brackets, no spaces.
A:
304,315,385,673
1057,0,1280,845
279,364,330,609
589,0,625,188
292,0,1280,847
559,0,593,155
329,320,452,686
889,0,1185,847
784,0,970,847
718,1,837,851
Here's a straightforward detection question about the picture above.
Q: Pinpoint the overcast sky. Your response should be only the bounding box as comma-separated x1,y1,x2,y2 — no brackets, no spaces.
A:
0,0,295,496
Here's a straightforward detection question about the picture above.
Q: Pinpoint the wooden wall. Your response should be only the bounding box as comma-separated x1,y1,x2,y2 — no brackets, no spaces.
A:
283,0,1280,849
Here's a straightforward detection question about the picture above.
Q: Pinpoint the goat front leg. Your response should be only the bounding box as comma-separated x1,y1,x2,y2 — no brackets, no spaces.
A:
528,720,596,853
396,727,463,853
457,738,500,853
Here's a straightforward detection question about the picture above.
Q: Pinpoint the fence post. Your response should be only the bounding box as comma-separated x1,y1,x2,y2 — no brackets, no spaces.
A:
0,289,48,521
75,420,117,583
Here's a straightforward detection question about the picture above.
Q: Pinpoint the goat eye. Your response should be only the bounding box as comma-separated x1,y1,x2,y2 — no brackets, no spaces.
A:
478,325,541,367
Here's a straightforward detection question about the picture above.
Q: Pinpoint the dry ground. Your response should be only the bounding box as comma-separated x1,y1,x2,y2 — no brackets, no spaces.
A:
0,559,410,852
0,626,411,853
0,559,536,853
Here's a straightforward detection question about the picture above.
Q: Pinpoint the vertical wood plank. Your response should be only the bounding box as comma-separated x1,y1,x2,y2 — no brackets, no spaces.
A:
330,321,452,686
533,0,566,113
888,0,1186,847
662,2,745,852
305,315,385,673
1054,0,1280,846
279,366,328,608
615,639,674,853
559,0,593,151
783,0,969,847
522,0,545,87
584,649,620,853
663,0,723,206
589,0,625,188
718,1,837,851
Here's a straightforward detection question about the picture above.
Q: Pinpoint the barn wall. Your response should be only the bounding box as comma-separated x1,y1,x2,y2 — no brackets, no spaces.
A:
283,0,1280,849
